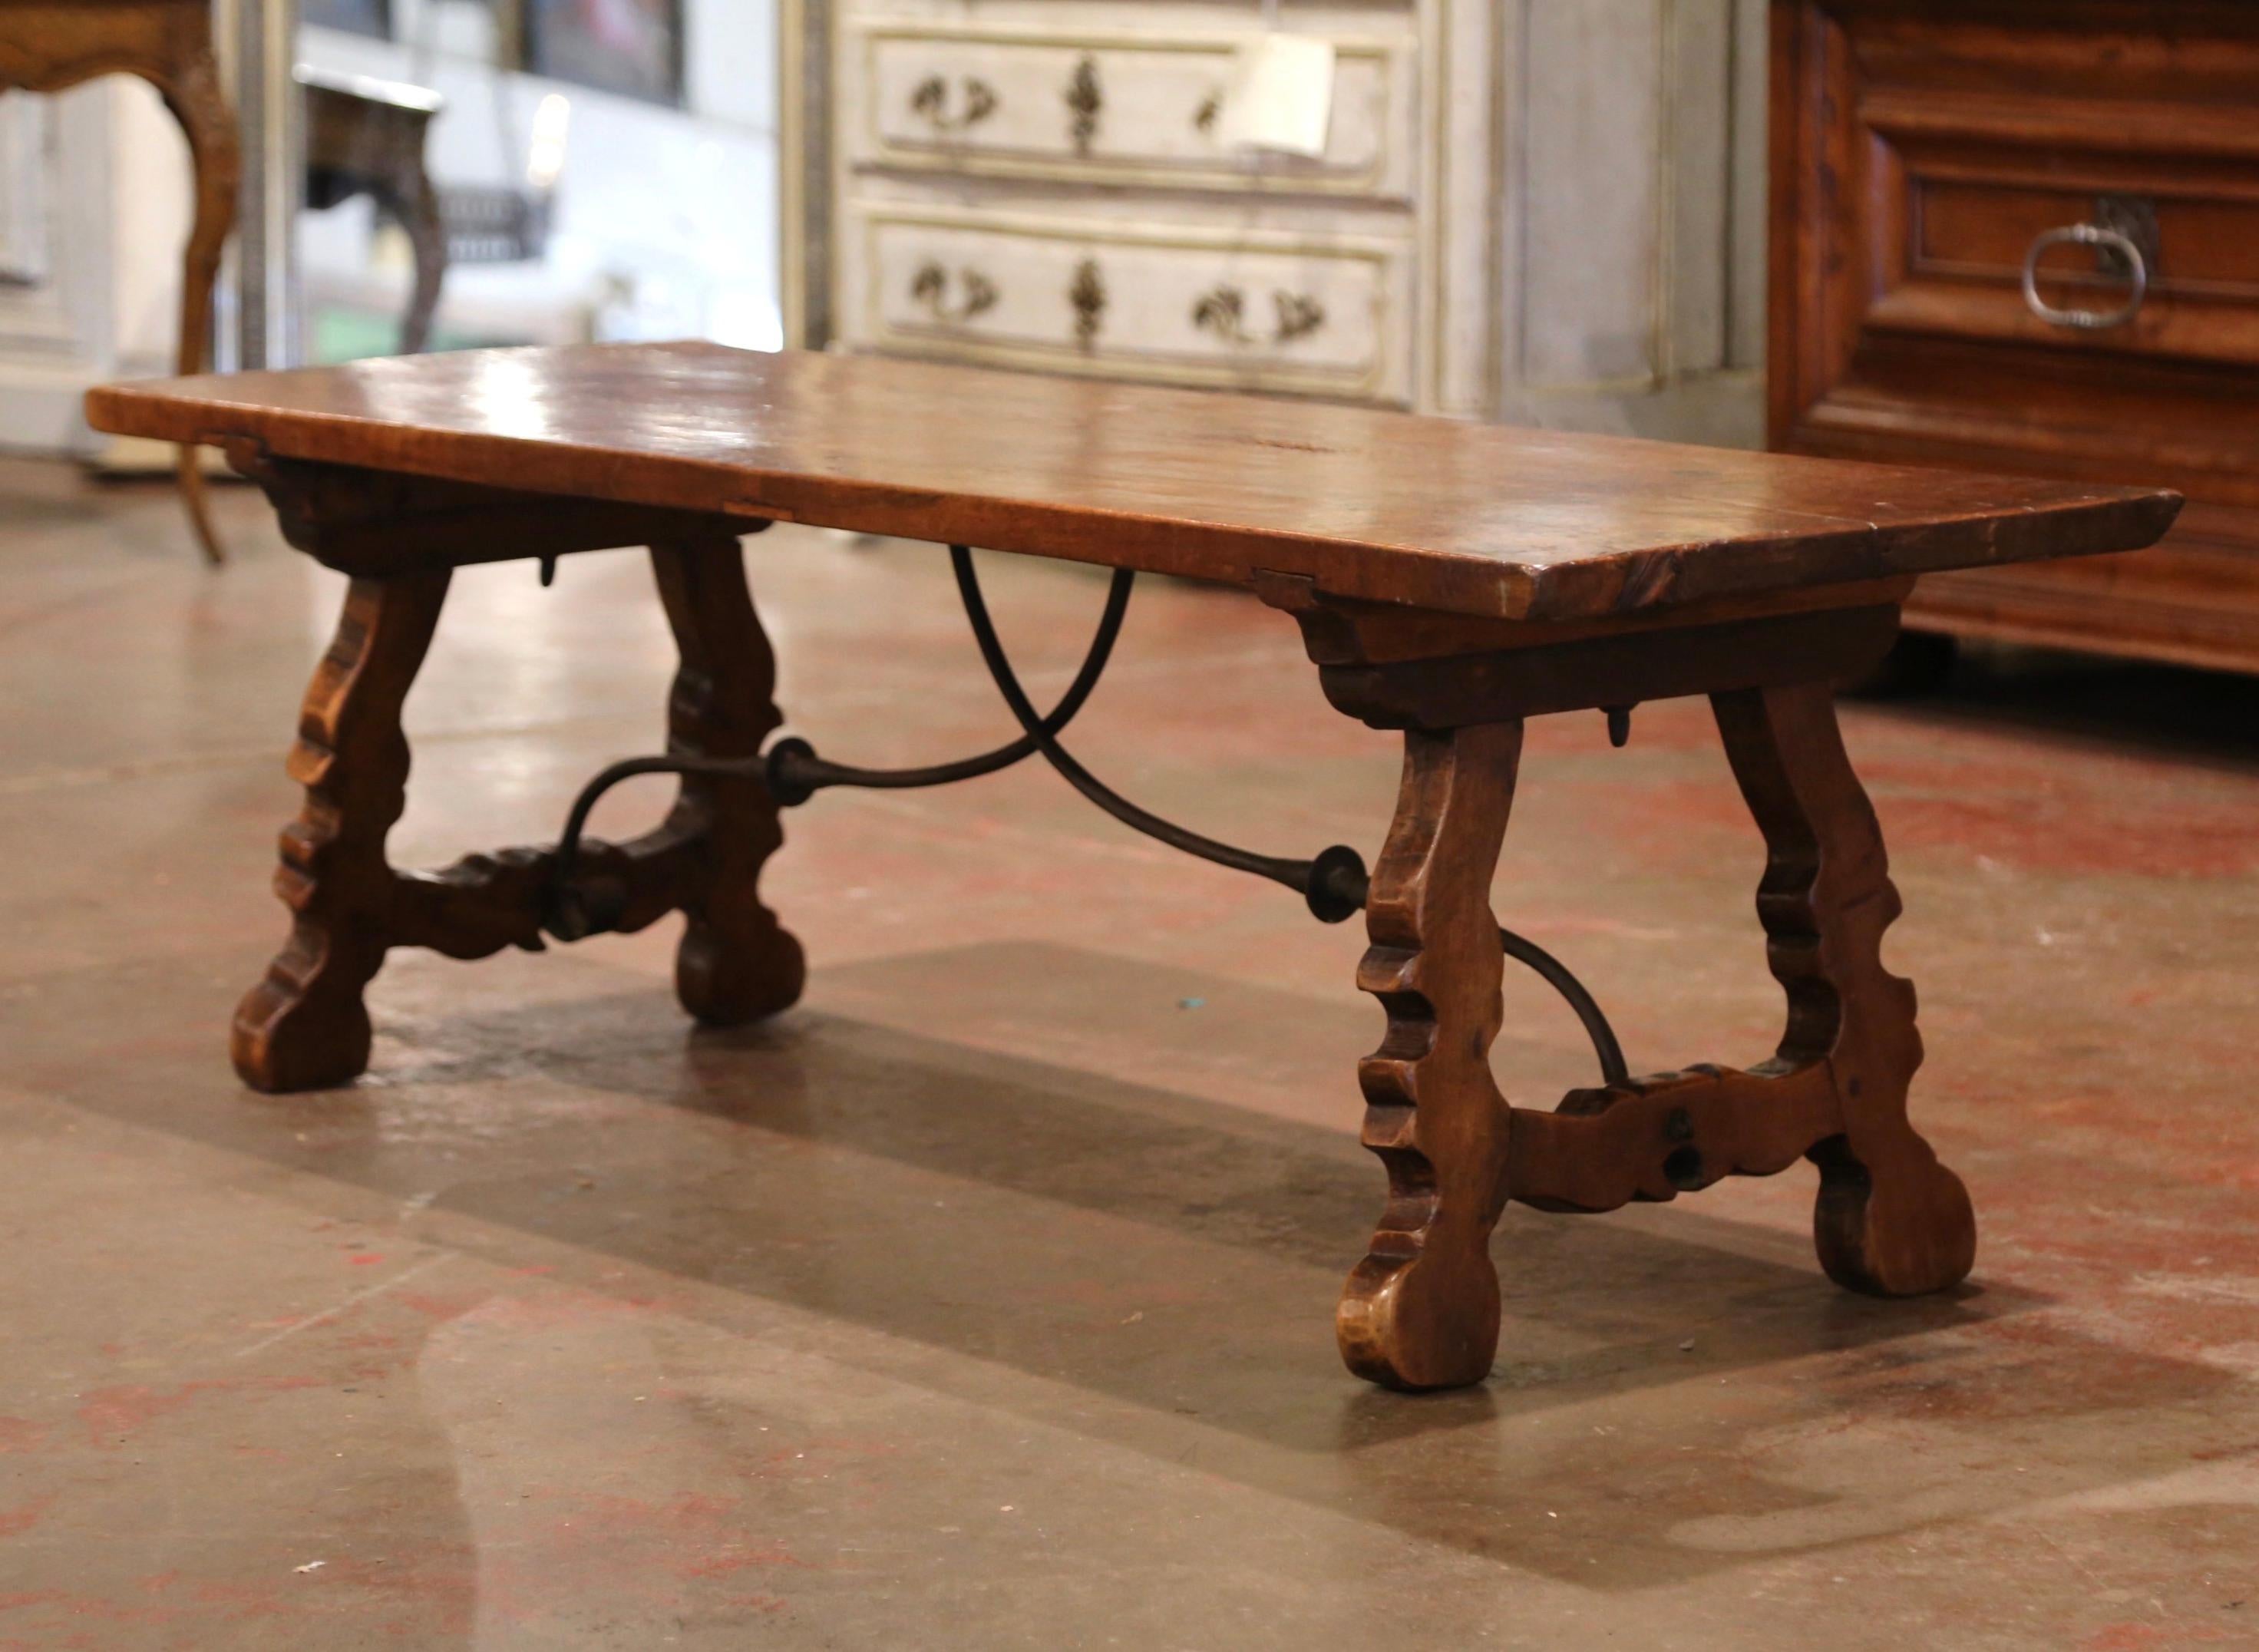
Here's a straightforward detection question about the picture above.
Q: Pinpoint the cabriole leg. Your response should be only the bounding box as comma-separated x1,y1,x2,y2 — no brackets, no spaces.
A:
1712,681,1977,1297
1339,720,1524,1390
391,168,448,355
150,41,239,566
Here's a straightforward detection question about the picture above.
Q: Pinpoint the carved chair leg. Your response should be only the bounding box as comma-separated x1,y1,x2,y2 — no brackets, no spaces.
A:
233,570,451,1092
1339,720,1524,1389
1712,682,1977,1297
649,537,806,1026
149,42,239,567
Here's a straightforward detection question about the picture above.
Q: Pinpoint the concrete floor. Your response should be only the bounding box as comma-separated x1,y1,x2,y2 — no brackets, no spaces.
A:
2,458,2256,1650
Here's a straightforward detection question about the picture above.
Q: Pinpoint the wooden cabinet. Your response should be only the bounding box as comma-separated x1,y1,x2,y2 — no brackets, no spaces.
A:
1769,0,2259,674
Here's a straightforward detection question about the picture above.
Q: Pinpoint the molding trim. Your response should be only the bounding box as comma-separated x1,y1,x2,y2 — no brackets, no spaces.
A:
0,93,52,286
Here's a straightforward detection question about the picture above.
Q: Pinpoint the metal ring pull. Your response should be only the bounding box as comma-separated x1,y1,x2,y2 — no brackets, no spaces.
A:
2021,223,2148,331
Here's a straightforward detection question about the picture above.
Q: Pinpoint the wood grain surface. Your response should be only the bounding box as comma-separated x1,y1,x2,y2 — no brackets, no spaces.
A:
86,342,2179,623
1768,0,2259,672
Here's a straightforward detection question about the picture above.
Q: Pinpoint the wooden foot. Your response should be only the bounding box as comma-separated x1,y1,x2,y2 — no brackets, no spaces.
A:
1339,721,1523,1390
1713,682,1977,1297
650,537,805,1026
233,569,451,1092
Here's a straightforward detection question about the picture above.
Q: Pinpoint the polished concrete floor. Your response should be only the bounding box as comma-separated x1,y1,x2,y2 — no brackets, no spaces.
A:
2,458,2257,1649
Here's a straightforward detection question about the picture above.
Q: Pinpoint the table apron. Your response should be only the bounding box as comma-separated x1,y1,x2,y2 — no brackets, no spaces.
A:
1318,603,1904,728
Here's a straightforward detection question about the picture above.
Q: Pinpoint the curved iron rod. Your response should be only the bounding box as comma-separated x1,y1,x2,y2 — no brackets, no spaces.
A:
950,544,1364,920
1499,923,1629,1087
543,753,752,938
768,566,1135,800
542,544,1630,1082
546,565,1135,925
951,547,1621,1072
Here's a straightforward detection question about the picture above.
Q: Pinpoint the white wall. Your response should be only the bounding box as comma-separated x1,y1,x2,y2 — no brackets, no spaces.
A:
110,83,197,375
0,83,177,454
298,0,781,351
1494,0,1769,443
0,0,781,454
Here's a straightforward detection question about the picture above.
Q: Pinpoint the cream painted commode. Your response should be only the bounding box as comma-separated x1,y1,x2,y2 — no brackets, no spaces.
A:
843,206,1414,401
848,28,1415,197
801,0,1502,415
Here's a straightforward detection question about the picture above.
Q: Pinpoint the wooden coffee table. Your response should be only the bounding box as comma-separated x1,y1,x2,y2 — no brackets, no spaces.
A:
85,344,2179,1390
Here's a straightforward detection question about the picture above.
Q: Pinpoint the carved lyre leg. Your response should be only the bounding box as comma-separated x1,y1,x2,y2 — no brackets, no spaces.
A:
1339,720,1523,1390
649,537,806,1026
233,570,451,1092
1713,682,1977,1297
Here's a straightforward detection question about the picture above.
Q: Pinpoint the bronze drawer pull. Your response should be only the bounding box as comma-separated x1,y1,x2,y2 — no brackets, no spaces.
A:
910,262,998,323
1065,55,1101,154
910,74,997,132
2022,222,2148,331
1069,258,1105,347
1192,284,1326,345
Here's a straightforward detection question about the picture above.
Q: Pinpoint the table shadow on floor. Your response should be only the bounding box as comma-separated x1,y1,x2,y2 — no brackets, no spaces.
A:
12,940,2243,1588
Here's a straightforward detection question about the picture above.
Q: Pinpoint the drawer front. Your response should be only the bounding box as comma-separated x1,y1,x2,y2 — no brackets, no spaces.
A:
1906,503,2259,676
842,25,1414,201
838,207,1412,404
1862,94,2259,368
1772,4,2259,493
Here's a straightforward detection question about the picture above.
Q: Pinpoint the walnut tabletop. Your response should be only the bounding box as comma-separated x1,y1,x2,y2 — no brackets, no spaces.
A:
84,341,2178,623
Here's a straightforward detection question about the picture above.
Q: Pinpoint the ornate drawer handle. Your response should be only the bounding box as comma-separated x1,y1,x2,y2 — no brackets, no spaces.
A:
1064,56,1101,154
1069,258,1105,348
1275,292,1325,341
2022,223,2148,331
910,262,998,323
910,74,997,132
1191,285,1326,345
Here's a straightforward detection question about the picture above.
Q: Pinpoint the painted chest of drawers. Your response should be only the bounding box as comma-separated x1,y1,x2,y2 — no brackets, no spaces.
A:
796,0,1500,416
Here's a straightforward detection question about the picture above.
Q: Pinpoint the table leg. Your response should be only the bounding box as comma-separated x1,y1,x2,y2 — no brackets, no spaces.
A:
1338,720,1524,1390
1280,586,1972,1386
649,536,806,1026
233,569,451,1092
1330,680,1974,1389
388,166,447,354
1713,681,1977,1296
